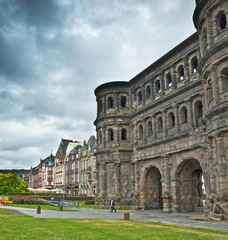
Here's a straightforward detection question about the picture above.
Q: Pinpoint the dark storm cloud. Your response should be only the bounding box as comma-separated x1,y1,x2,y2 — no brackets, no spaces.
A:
0,0,196,169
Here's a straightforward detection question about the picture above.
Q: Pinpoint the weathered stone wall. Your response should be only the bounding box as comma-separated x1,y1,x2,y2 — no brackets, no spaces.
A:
94,0,228,218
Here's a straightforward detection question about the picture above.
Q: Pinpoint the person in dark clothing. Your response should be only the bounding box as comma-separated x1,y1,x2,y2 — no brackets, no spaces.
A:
109,199,116,212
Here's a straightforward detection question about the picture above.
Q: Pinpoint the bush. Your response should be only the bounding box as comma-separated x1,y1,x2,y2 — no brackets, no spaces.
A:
9,195,51,205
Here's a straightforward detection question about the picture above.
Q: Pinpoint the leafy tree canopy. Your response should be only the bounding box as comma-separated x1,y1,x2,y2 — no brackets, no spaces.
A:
0,172,28,195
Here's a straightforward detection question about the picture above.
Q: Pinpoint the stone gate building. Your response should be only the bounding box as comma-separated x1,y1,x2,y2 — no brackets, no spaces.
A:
94,0,228,219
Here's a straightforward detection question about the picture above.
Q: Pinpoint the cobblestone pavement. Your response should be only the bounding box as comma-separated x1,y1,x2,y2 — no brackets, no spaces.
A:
1,206,227,232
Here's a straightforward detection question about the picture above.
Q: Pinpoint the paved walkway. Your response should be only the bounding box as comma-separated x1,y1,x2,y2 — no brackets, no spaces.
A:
1,206,227,232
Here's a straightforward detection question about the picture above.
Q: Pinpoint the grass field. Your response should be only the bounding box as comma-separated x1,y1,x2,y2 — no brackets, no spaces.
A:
0,209,228,240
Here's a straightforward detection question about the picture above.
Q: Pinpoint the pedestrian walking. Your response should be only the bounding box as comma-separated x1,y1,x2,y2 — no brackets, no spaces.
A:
109,199,116,212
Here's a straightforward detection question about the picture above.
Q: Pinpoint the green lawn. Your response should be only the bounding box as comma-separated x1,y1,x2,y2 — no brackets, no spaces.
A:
0,209,227,240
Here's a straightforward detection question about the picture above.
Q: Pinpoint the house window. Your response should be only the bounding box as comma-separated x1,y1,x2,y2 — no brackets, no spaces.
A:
121,128,127,140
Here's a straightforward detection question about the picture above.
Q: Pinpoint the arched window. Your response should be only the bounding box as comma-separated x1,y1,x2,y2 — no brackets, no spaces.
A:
121,128,127,140
108,128,114,141
195,101,203,127
99,131,102,143
146,85,151,98
120,96,126,108
202,27,207,50
108,97,114,108
166,73,172,87
98,100,103,113
191,57,198,73
180,106,188,124
157,117,163,132
168,112,175,128
207,79,213,100
178,65,184,81
138,91,143,104
155,80,161,93
219,12,227,30
147,121,153,136
221,67,228,91
138,125,143,139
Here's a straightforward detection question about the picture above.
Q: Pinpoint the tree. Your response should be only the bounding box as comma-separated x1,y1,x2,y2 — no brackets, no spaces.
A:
0,172,28,195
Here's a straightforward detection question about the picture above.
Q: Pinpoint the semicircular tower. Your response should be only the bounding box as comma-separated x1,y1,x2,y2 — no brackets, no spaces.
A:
94,81,134,205
194,0,228,219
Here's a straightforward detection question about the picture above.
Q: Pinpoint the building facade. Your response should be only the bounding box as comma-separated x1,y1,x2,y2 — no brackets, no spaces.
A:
79,136,97,196
94,0,228,219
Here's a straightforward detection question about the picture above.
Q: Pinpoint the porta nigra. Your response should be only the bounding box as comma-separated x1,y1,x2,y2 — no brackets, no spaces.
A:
94,0,228,220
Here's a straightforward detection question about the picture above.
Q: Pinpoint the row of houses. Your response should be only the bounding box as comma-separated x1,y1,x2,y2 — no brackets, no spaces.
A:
29,136,97,196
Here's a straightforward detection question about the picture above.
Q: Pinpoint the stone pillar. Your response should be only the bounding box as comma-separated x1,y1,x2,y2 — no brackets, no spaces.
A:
216,137,228,193
115,92,119,111
211,65,219,106
104,94,107,114
151,80,155,100
187,98,193,128
171,66,177,89
114,162,120,195
152,114,156,139
143,119,146,142
100,162,106,198
203,78,209,112
206,11,214,48
174,104,179,133
171,176,179,213
160,72,165,95
163,109,167,136
184,57,190,82
130,163,135,199
162,155,172,213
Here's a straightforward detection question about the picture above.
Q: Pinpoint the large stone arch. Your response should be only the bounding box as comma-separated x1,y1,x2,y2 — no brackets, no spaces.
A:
175,158,204,212
140,165,163,209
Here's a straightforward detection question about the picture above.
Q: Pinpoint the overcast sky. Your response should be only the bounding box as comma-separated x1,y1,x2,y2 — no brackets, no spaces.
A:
0,0,196,169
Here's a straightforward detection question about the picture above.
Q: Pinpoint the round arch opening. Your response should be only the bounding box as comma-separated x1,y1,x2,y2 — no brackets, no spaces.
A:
144,166,163,209
176,159,204,212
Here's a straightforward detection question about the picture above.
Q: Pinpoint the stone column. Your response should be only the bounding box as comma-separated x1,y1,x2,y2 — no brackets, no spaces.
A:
115,92,119,111
211,65,219,106
104,94,107,114
216,137,228,193
163,109,167,136
174,104,179,133
143,119,146,142
100,162,106,198
184,57,190,82
171,176,179,213
187,98,193,128
162,155,172,213
203,78,209,112
171,65,177,89
160,72,165,95
114,162,120,195
206,11,214,48
152,114,156,139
